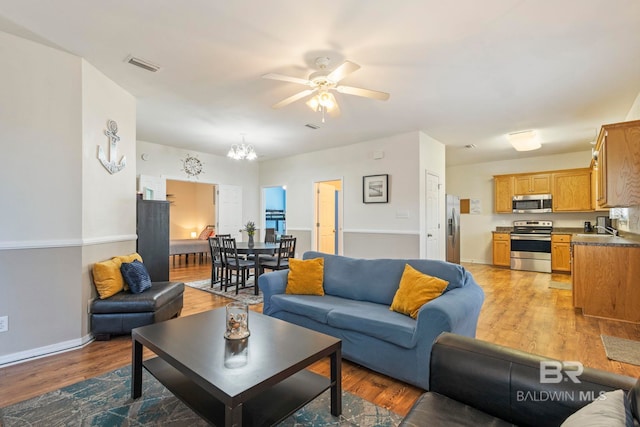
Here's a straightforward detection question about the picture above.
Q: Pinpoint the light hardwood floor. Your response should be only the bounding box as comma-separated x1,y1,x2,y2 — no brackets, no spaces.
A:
1,260,639,417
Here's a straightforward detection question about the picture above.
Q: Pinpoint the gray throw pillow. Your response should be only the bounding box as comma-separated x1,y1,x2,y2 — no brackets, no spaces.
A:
120,260,152,294
561,389,634,427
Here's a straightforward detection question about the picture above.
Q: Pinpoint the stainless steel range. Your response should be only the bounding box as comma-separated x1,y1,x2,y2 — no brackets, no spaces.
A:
510,220,553,273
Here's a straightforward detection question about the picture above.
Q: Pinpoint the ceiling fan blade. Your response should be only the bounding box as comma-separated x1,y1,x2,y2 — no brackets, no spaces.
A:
327,60,361,83
262,73,311,86
336,85,390,101
272,89,316,109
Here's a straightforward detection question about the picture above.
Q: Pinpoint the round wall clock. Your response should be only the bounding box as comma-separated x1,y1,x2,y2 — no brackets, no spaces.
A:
182,155,204,178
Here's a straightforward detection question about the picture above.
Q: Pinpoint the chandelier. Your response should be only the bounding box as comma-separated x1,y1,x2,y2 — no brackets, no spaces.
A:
227,135,257,160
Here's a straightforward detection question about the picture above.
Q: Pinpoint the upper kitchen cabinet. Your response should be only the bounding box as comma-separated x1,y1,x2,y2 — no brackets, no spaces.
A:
552,168,592,212
513,173,551,195
494,175,514,213
595,120,640,207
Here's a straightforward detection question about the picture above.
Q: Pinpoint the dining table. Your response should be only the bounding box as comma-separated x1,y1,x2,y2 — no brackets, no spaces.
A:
233,241,279,295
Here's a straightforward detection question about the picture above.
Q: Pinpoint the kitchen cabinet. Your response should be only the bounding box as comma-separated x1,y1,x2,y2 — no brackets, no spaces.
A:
492,233,511,267
573,243,640,323
514,173,551,195
494,176,514,213
551,234,571,272
595,120,640,207
551,169,591,212
590,166,609,211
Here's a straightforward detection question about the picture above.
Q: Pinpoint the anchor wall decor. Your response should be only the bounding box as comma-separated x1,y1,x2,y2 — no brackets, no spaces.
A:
97,119,126,174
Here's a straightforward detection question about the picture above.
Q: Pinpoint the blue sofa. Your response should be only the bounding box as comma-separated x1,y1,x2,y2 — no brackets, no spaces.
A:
259,251,485,390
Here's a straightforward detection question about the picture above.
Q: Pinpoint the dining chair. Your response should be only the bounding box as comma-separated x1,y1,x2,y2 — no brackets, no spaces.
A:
208,236,226,289
221,237,256,294
264,228,276,243
259,237,296,276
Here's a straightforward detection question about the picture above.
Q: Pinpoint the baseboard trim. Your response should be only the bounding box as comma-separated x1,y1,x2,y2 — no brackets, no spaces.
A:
0,334,94,367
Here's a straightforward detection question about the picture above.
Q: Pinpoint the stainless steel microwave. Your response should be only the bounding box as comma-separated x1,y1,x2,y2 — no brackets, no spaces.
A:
512,194,552,213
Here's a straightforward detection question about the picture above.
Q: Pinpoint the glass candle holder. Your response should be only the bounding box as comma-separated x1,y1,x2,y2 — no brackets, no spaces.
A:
225,302,250,340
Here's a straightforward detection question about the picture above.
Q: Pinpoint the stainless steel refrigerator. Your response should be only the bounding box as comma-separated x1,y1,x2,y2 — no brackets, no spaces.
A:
446,195,460,264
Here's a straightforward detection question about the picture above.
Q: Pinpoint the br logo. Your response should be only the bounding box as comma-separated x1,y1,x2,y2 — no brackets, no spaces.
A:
540,361,584,384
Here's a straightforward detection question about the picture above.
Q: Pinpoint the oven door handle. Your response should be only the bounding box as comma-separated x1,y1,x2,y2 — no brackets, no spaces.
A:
510,234,551,241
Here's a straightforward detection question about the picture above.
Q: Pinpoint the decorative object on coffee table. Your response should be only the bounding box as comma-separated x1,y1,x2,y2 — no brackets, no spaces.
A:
225,302,250,339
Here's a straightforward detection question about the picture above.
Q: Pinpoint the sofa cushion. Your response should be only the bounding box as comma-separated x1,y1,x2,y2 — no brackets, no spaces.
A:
327,301,417,349
90,281,184,314
390,264,448,319
302,251,468,305
286,257,325,295
269,294,343,324
120,260,152,294
399,392,514,427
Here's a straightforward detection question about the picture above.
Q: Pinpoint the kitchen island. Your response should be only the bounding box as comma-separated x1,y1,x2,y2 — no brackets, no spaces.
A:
572,232,640,323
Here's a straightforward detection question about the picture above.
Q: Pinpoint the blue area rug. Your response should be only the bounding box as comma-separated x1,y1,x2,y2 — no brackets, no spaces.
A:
0,365,402,426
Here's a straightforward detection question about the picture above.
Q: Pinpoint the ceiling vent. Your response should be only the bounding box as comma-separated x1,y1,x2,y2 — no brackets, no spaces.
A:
125,55,161,72
305,123,320,130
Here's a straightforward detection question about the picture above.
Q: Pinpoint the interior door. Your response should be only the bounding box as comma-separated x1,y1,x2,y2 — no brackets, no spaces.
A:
216,184,243,240
426,172,440,260
316,182,336,254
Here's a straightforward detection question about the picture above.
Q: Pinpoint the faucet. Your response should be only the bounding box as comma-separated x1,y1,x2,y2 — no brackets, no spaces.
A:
594,225,618,236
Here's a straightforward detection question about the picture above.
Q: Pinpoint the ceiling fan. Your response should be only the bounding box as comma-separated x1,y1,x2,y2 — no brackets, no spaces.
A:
263,57,390,122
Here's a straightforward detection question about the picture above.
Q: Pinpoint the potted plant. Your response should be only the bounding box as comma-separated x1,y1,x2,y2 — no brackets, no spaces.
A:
241,221,256,246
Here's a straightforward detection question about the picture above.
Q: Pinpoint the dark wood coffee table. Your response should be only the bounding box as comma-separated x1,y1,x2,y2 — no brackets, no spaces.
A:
131,308,342,426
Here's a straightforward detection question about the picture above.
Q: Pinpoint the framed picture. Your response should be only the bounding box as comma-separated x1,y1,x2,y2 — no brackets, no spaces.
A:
363,174,389,203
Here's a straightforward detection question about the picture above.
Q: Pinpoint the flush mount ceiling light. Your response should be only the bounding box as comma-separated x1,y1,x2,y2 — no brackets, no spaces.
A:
507,130,541,151
227,135,257,161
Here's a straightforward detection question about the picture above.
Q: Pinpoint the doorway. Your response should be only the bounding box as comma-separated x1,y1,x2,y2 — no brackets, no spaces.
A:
166,179,216,239
314,179,342,254
262,186,287,239
425,171,440,260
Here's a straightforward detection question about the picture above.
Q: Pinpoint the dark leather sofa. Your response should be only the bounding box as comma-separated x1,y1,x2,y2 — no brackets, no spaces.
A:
90,281,184,340
401,333,639,426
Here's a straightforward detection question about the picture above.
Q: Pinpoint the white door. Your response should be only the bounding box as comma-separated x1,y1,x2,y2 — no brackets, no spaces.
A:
216,184,243,240
316,182,336,253
426,172,440,259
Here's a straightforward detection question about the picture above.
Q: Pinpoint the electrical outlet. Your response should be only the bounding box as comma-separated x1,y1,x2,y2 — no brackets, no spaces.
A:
0,316,8,333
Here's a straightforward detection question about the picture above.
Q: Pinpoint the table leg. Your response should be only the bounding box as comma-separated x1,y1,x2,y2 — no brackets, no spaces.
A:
132,339,143,399
330,347,342,416
254,255,260,295
225,403,243,427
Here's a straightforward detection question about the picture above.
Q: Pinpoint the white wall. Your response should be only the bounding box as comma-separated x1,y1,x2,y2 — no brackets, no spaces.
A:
446,150,598,264
136,140,260,228
0,31,136,364
259,131,433,258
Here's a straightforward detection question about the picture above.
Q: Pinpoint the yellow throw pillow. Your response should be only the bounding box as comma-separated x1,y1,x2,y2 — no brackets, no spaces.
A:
285,257,325,295
92,253,143,298
114,253,143,291
390,264,449,319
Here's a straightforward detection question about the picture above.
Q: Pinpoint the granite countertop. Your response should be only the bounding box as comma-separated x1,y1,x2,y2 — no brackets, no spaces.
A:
492,227,640,247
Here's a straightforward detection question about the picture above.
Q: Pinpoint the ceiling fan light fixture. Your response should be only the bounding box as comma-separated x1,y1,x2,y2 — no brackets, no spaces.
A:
507,130,541,151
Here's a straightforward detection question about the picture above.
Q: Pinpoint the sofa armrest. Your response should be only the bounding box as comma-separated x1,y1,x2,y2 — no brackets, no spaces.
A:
428,333,637,426
415,276,485,339
258,269,288,315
